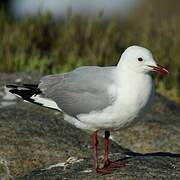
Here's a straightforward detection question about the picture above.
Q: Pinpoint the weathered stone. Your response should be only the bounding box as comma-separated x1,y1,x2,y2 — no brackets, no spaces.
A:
0,73,180,179
0,158,11,180
15,153,180,180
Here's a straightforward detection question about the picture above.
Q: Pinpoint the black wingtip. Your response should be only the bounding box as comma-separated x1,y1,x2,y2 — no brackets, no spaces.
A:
6,84,19,88
6,84,39,89
6,84,41,97
22,84,39,89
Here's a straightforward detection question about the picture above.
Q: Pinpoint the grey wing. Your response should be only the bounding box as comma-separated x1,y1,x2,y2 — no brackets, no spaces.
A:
39,66,116,116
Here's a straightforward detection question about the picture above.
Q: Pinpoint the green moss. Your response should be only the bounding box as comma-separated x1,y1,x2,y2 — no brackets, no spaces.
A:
0,164,6,173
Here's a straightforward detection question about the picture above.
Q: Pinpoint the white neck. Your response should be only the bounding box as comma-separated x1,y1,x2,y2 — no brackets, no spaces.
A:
114,63,152,87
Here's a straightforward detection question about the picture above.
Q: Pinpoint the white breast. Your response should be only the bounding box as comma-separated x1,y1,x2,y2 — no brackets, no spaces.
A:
113,74,155,128
76,70,155,130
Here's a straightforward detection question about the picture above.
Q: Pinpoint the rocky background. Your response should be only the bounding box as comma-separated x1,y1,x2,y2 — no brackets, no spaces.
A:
0,73,180,180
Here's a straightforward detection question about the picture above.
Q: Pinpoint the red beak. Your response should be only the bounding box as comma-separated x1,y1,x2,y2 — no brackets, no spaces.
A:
148,63,169,75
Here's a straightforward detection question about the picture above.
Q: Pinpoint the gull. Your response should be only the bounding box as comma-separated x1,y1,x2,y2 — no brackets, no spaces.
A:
6,45,169,174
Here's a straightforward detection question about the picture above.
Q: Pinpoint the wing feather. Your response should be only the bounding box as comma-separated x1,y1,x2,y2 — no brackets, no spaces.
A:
39,66,116,116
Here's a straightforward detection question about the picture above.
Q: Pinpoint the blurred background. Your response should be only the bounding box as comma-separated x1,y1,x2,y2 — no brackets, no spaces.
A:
0,0,180,102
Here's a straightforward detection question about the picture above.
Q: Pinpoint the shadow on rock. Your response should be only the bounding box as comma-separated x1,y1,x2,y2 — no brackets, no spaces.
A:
126,151,180,159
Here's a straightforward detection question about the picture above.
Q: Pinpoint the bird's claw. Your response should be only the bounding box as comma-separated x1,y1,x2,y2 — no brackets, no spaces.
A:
96,167,112,174
95,160,126,174
104,159,126,169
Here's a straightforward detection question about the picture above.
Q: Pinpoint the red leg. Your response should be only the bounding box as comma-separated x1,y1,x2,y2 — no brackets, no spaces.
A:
103,130,126,169
92,131,112,174
104,130,110,166
92,131,98,169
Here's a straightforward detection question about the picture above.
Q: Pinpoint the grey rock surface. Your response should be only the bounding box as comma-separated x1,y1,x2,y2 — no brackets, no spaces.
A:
0,158,11,180
0,73,180,179
15,154,180,180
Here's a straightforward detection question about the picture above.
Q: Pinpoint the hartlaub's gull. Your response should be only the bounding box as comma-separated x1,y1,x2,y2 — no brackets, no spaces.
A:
6,45,169,174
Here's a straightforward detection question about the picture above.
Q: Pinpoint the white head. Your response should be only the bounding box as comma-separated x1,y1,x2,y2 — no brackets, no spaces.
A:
118,45,169,75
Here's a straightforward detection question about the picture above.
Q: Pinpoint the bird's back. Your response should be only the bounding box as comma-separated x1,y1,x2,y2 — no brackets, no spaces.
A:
39,66,116,117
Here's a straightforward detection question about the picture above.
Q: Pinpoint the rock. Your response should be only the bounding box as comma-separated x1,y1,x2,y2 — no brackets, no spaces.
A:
0,104,123,177
0,158,12,180
15,153,180,180
0,73,180,179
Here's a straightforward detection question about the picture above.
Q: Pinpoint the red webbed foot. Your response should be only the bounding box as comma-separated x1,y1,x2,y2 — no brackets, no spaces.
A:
96,167,112,174
104,159,126,169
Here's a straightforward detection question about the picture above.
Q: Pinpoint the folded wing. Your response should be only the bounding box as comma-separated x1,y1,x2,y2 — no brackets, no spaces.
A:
39,66,116,117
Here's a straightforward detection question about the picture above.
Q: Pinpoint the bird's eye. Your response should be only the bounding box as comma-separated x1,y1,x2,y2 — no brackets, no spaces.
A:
138,57,143,62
